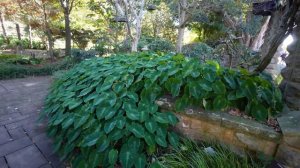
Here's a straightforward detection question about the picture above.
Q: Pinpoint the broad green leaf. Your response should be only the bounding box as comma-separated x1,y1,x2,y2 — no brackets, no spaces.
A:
108,149,118,165
82,131,102,147
212,80,226,94
175,96,189,111
224,76,237,89
165,77,182,97
98,136,110,152
199,80,212,91
213,96,228,110
127,91,139,102
127,123,145,138
62,116,74,129
124,102,140,120
155,135,167,147
113,82,124,93
120,145,134,168
140,110,149,122
145,119,158,133
188,81,202,99
144,132,155,146
75,115,89,130
134,154,146,168
96,106,111,120
165,112,178,125
153,113,169,124
104,120,117,134
116,116,126,129
78,87,93,97
204,70,216,82
251,103,268,121
84,92,98,103
168,132,179,149
69,100,82,110
108,129,124,141
89,151,101,168
105,108,118,120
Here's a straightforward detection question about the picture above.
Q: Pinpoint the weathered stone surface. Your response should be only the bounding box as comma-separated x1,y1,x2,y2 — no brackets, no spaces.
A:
0,76,61,168
0,127,12,145
235,133,278,156
6,145,48,168
158,97,282,157
0,157,8,168
276,144,300,168
277,110,300,149
33,133,54,158
8,127,26,140
0,136,32,157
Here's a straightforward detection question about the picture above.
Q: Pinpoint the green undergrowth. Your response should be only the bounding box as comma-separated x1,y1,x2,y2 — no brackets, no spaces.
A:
157,139,265,168
0,57,75,80
43,52,282,168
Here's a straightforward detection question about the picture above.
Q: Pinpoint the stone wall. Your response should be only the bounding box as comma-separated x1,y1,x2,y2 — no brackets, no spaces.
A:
1,49,65,58
156,97,300,167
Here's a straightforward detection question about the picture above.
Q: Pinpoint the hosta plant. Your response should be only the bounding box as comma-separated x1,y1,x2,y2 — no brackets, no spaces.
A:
43,52,282,168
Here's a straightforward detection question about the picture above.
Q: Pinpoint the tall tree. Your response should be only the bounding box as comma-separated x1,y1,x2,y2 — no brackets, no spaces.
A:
112,0,146,52
59,0,75,56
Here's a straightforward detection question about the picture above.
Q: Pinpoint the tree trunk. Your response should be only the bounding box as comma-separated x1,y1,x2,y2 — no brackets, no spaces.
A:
250,16,271,51
64,11,71,56
46,27,54,60
0,11,7,40
254,1,299,73
42,4,54,60
29,25,33,48
281,11,300,110
176,27,185,53
16,24,21,40
176,0,187,53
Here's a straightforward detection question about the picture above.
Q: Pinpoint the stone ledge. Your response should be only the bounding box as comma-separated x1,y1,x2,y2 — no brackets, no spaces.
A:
277,109,300,150
156,97,282,142
156,97,282,157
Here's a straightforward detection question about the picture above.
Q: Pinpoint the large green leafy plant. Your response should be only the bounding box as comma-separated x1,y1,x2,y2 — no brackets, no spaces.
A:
43,52,282,168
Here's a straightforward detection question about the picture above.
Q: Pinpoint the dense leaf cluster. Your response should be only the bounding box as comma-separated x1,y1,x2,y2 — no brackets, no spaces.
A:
44,52,282,168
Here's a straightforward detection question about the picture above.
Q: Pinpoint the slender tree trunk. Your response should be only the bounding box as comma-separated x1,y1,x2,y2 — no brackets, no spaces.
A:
46,27,54,59
176,0,187,53
43,4,54,60
29,25,33,48
64,11,71,56
250,16,271,51
130,0,145,52
16,24,21,40
0,11,7,40
176,27,185,53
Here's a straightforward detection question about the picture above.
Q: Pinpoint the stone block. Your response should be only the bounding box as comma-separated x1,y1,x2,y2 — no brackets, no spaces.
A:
8,127,26,140
0,136,32,157
0,127,12,145
0,157,8,168
276,144,300,168
6,145,48,168
277,110,300,149
235,132,278,156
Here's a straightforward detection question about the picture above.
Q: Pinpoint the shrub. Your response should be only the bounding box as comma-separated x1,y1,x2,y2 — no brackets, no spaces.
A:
182,43,217,62
71,48,98,61
43,53,282,168
0,57,75,80
157,139,265,168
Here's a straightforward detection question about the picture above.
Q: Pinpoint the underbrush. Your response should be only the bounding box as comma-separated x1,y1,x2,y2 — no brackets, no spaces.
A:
157,139,265,168
0,57,76,80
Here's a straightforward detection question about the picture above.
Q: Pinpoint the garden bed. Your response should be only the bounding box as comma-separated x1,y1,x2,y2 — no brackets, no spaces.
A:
156,97,300,167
